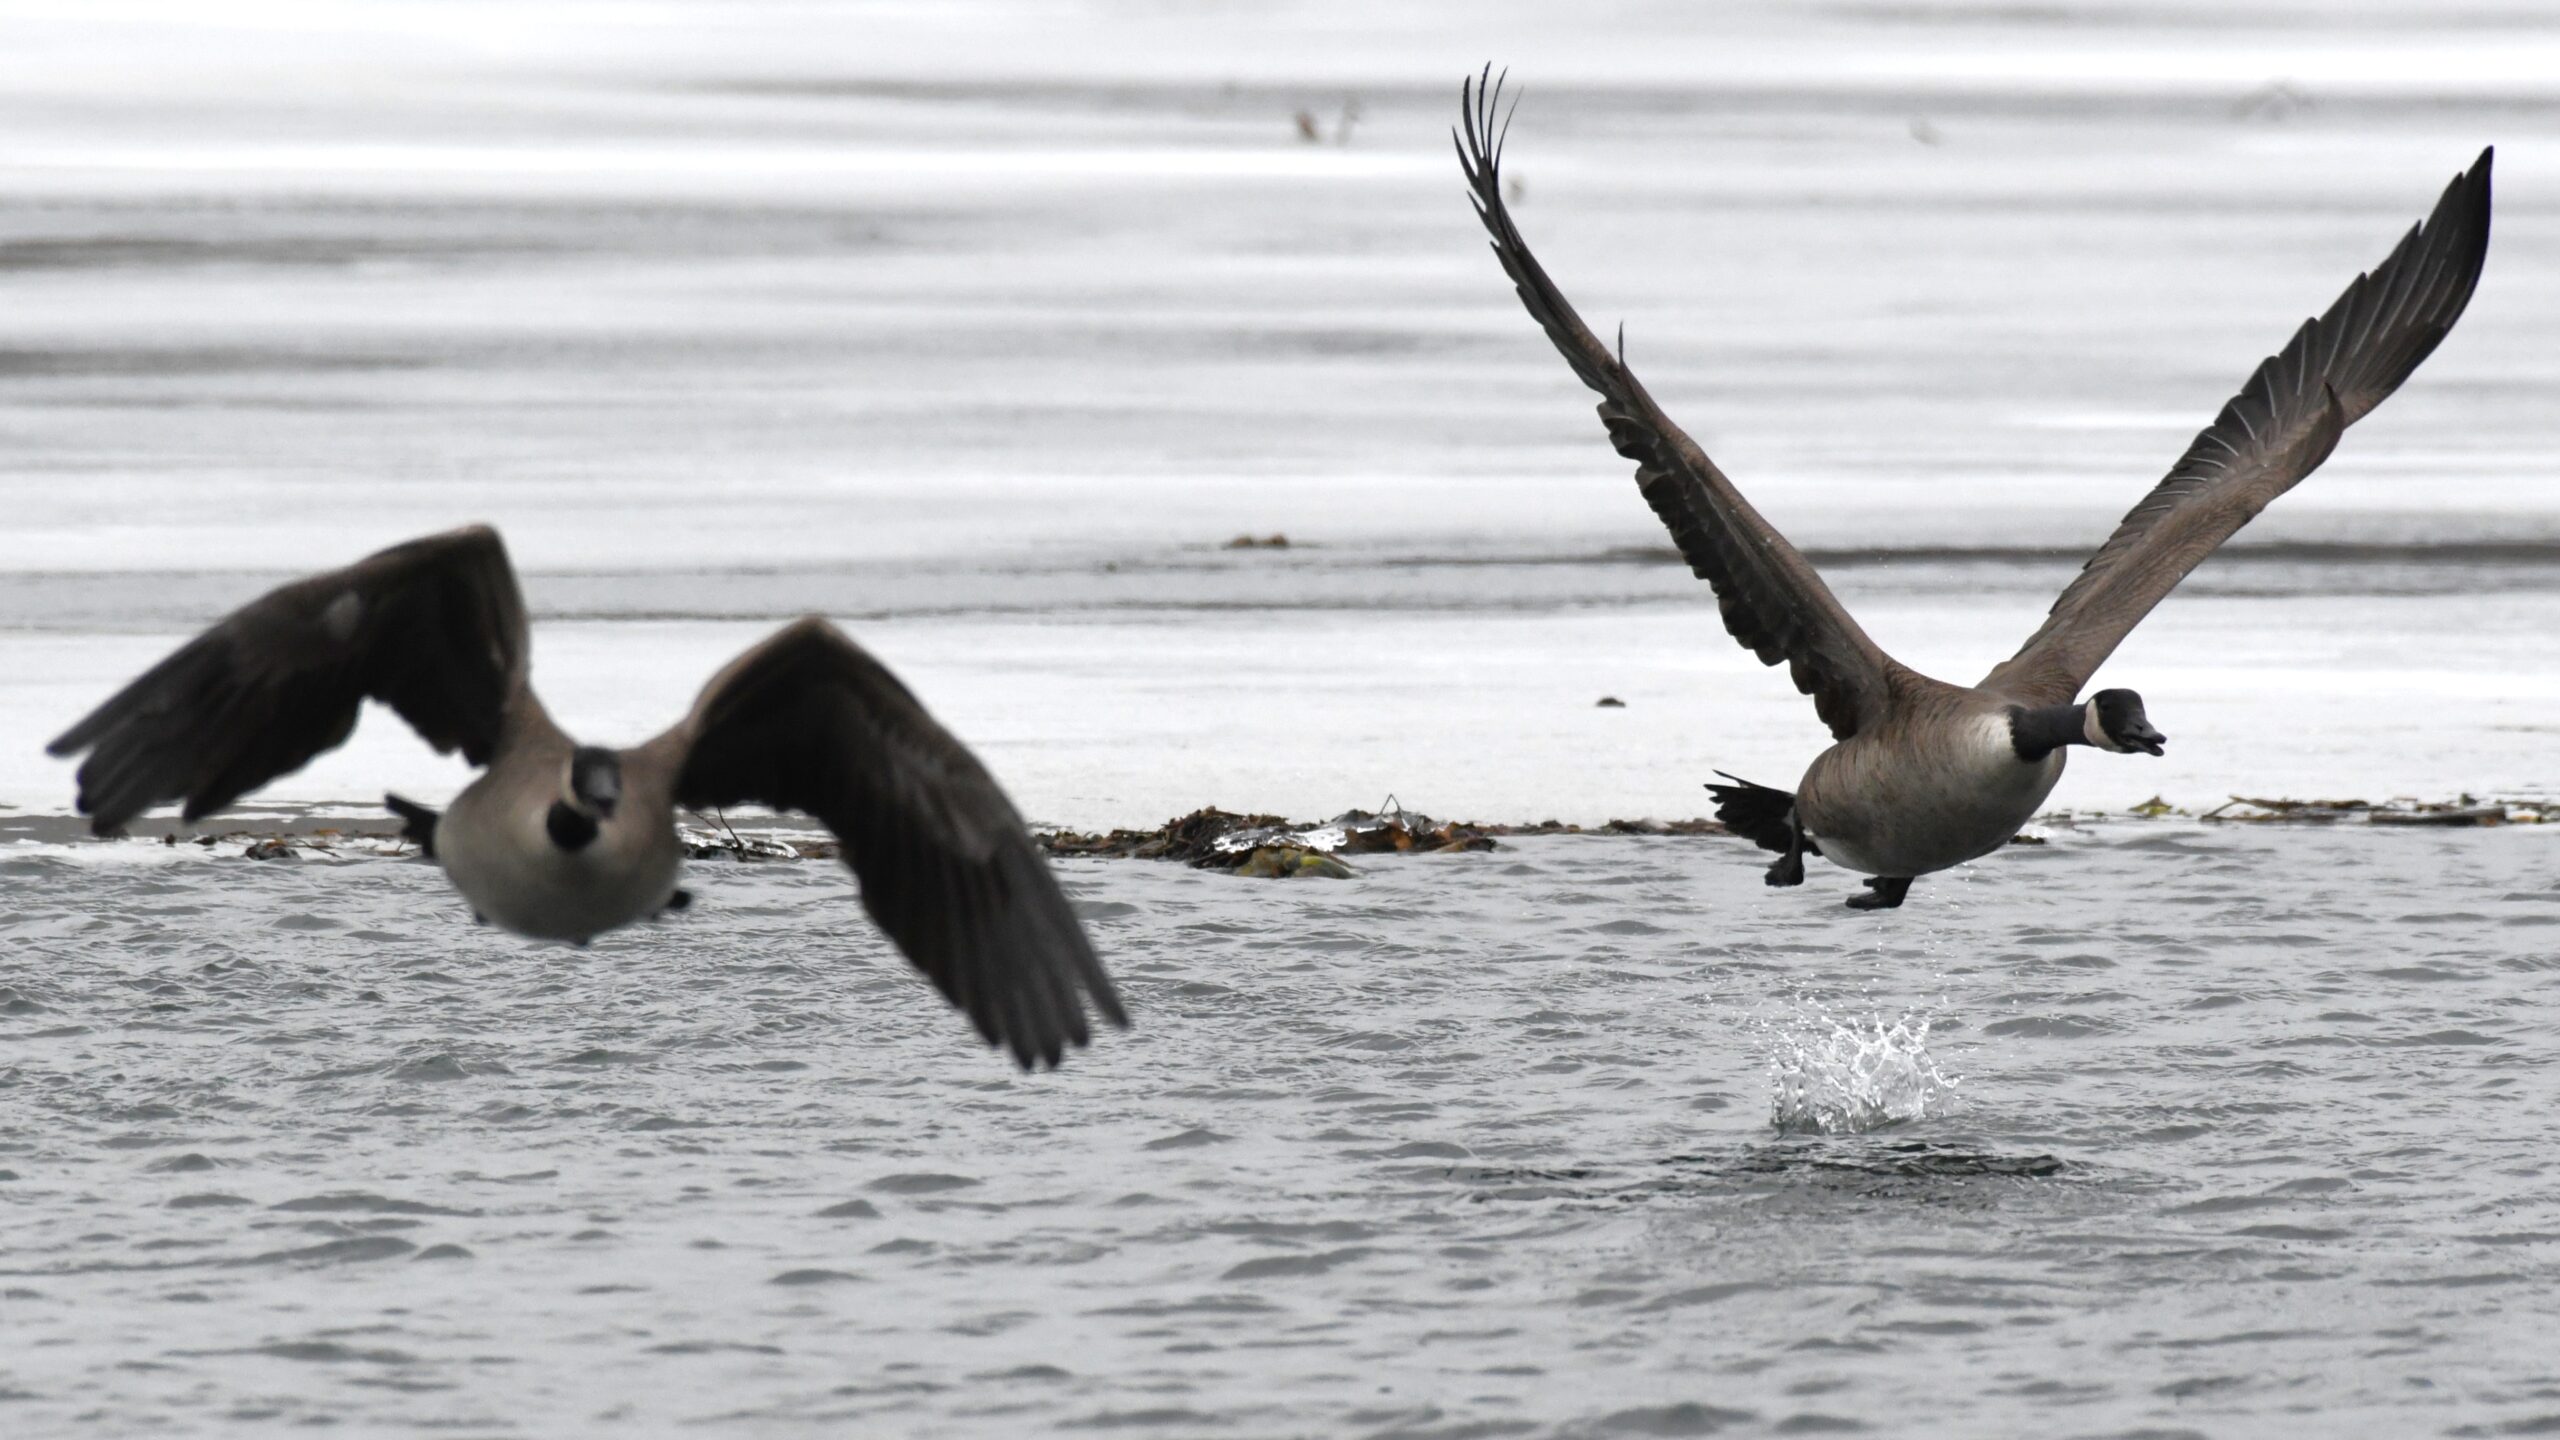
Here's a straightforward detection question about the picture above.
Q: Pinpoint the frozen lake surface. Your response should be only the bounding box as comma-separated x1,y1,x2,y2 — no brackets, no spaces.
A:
2,0,2558,827
3,1,2560,1435
5,827,2560,1435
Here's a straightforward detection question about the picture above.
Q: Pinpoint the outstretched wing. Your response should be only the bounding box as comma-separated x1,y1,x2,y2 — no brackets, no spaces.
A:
1457,68,1904,739
661,617,1125,1070
1985,148,2494,703
49,526,528,833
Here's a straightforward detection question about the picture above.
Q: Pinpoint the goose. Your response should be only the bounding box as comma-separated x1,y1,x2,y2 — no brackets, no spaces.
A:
47,526,1127,1066
1457,72,2492,910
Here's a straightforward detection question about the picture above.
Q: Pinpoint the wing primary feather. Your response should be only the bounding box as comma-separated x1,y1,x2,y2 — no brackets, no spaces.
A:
668,617,1121,1069
1454,70,1902,740
1984,147,2488,702
48,526,527,832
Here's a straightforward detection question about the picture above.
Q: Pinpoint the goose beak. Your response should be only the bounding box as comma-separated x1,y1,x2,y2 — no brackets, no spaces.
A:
2126,724,2167,757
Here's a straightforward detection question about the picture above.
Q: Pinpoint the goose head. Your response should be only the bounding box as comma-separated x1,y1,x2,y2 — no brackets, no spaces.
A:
561,745,623,818
2085,689,2167,756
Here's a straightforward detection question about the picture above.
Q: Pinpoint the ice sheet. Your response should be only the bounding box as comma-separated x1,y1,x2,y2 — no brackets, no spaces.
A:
0,0,2553,828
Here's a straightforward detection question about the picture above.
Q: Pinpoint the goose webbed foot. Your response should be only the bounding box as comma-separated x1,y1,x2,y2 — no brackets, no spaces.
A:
656,888,693,918
1845,876,1912,911
1764,849,1806,887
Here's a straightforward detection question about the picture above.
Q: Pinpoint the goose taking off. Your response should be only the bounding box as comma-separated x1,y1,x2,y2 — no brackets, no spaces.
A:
48,527,1127,1066
1458,71,2492,910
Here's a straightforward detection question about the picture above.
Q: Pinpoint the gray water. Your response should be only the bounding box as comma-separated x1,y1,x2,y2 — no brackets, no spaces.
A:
5,826,2559,1436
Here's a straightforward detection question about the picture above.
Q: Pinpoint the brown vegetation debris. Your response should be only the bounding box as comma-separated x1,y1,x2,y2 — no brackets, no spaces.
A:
2201,795,2538,826
1599,817,1726,836
1234,846,1356,879
1041,804,1498,873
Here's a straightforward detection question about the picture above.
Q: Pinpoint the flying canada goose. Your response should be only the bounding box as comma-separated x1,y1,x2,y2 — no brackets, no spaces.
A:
1457,72,2492,909
48,526,1126,1065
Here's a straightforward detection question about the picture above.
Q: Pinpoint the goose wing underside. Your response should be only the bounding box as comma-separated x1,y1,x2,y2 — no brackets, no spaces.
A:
1457,69,1900,741
47,525,528,833
663,617,1126,1070
1984,148,2493,705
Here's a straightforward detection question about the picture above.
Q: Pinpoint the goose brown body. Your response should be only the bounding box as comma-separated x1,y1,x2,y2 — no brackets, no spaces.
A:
1794,690,2066,879
434,695,685,943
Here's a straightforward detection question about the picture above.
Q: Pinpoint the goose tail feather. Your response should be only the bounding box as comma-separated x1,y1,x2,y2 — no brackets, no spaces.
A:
1705,771,1816,857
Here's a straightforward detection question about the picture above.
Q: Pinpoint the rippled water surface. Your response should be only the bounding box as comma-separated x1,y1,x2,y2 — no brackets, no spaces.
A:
6,827,2559,1435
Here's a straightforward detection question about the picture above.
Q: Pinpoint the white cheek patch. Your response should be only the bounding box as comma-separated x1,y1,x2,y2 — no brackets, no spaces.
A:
2082,701,2117,752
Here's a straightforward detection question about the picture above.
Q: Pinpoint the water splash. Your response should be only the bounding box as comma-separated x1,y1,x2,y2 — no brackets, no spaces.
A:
1765,1009,1961,1135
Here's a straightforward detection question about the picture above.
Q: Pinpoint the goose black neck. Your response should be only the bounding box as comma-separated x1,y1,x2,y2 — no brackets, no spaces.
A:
546,799,601,852
2009,703,2089,762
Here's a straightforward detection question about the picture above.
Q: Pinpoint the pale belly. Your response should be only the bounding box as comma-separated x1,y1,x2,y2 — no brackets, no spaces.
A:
1796,714,2066,878
438,787,684,942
